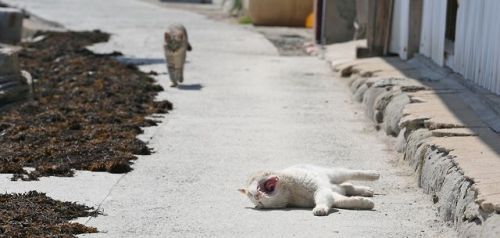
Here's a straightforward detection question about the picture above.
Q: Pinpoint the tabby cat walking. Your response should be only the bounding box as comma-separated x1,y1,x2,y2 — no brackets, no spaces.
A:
164,23,192,87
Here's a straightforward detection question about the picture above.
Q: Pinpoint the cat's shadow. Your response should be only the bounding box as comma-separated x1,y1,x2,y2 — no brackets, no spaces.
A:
177,84,203,91
115,56,165,66
245,207,340,215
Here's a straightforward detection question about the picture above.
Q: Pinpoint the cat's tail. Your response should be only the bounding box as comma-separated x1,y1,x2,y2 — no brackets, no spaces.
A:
348,170,380,181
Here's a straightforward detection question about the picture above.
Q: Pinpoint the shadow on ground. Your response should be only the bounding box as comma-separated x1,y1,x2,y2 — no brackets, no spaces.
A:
382,57,500,156
245,207,342,216
177,84,203,91
116,56,165,66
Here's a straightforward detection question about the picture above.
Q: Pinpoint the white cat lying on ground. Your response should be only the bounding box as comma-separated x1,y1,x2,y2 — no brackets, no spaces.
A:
239,164,380,216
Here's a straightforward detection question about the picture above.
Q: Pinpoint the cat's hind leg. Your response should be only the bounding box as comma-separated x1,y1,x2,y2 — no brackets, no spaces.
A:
179,66,184,83
340,183,374,197
327,168,380,184
332,192,374,210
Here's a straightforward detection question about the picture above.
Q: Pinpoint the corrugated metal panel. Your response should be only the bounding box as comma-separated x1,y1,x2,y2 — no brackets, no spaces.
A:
452,0,500,95
390,0,500,95
389,0,410,59
420,0,447,66
420,0,432,57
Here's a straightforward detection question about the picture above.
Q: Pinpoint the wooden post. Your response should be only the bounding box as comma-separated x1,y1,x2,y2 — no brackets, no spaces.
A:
407,0,423,58
314,0,324,44
383,0,394,55
365,0,376,50
365,0,393,57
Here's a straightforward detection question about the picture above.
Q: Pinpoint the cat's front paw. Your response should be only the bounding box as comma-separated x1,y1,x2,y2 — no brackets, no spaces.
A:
312,206,330,216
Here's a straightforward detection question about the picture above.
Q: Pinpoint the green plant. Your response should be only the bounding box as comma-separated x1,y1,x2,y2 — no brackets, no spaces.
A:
239,15,253,24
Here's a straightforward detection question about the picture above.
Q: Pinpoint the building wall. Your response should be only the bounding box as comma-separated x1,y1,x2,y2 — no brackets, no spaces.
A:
389,0,410,59
389,0,500,95
419,0,447,66
317,0,356,44
451,0,500,95
389,0,447,62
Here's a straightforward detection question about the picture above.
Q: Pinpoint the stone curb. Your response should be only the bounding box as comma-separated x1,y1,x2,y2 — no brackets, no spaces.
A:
0,45,31,108
0,7,23,44
329,56,500,237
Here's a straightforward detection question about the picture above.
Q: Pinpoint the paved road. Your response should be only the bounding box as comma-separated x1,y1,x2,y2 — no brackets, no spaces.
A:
2,0,456,237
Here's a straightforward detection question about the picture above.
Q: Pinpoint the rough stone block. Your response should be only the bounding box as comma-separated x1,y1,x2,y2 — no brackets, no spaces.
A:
0,45,29,107
401,91,488,131
383,93,410,136
336,55,500,236
431,128,478,137
353,83,368,102
0,46,21,75
0,8,23,44
481,215,500,238
426,134,500,214
349,77,366,92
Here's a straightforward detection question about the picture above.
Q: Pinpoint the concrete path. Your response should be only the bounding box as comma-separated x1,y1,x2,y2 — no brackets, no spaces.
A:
2,0,456,237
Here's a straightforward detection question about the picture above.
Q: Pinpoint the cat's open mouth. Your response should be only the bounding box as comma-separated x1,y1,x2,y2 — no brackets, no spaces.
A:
259,176,278,194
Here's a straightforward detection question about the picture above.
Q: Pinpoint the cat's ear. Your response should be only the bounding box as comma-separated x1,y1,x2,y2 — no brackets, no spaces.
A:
164,32,171,41
238,188,247,195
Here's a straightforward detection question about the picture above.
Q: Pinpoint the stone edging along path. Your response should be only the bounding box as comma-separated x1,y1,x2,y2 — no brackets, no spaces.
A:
328,56,500,237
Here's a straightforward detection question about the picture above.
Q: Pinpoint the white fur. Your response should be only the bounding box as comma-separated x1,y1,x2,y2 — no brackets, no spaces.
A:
239,164,380,216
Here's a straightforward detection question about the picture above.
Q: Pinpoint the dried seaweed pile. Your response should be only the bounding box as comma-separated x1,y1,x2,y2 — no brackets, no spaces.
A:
0,31,172,180
0,191,98,237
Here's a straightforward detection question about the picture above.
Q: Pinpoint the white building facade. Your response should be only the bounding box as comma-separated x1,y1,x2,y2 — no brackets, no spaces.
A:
389,0,500,95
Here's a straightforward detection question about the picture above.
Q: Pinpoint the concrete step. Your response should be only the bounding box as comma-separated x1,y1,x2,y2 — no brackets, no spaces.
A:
326,53,500,236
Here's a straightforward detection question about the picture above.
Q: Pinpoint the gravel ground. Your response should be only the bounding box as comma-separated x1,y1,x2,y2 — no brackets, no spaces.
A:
0,31,171,181
256,27,314,56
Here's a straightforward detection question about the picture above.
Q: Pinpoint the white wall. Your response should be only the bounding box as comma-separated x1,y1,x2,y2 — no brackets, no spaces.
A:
389,0,410,59
390,0,500,95
420,0,448,66
452,0,500,94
